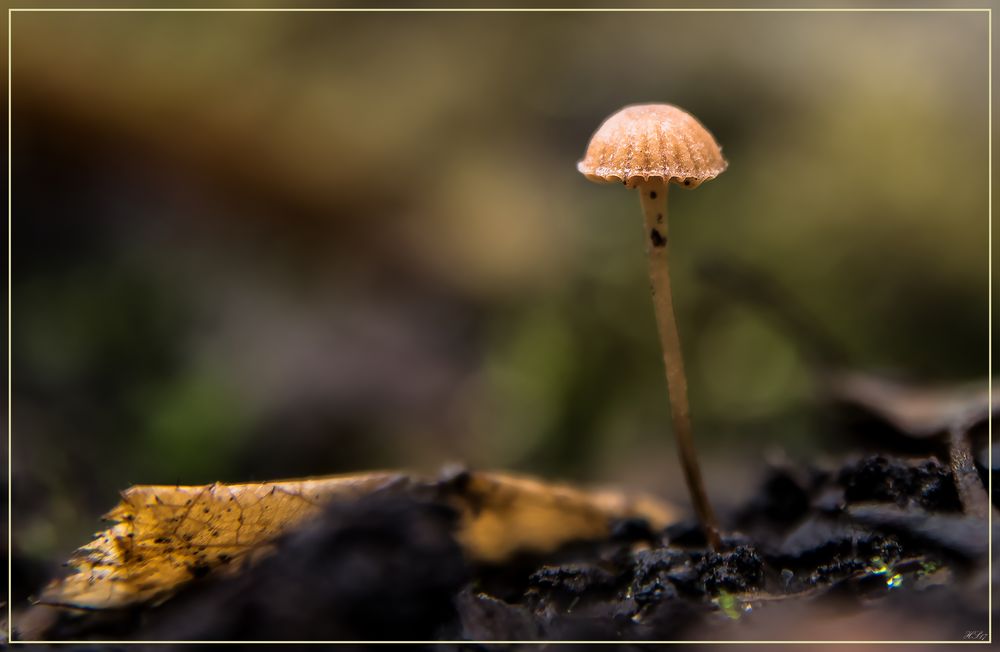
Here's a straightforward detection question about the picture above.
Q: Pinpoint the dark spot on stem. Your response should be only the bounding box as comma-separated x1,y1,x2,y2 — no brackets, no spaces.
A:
650,191,657,199
684,179,691,187
650,229,667,248
657,213,663,223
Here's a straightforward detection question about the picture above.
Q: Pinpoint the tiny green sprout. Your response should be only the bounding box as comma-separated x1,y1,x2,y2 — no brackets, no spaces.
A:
714,590,742,620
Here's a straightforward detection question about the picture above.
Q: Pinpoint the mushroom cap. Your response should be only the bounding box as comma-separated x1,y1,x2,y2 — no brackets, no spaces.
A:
578,104,727,189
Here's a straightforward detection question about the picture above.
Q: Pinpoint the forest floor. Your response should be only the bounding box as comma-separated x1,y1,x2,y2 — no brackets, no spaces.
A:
19,409,993,644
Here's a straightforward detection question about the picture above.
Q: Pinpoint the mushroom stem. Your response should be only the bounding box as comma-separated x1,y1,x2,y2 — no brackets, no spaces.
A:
637,179,722,550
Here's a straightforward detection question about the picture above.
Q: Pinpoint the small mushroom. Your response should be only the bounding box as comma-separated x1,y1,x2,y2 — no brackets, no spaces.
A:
578,103,727,549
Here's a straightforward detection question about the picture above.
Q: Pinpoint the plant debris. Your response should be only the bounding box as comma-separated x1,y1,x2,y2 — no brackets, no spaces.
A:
34,469,676,612
825,372,997,439
20,366,992,642
19,447,989,642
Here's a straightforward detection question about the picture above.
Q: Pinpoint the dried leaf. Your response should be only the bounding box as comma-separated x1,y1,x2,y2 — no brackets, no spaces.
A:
826,372,997,438
37,469,676,611
446,470,676,563
37,472,404,610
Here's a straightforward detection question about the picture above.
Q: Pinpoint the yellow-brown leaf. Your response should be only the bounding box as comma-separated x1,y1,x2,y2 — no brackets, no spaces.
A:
38,472,403,610
37,469,676,611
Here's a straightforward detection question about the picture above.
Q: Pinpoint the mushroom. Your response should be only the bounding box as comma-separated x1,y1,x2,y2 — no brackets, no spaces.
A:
578,104,727,549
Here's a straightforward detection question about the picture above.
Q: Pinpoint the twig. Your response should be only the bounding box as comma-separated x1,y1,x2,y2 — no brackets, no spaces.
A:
948,422,990,521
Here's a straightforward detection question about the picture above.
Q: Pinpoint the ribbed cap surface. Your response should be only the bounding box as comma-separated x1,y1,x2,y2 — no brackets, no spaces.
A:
578,104,727,189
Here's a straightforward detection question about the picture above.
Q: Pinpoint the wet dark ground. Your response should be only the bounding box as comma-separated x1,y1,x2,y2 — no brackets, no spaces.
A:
23,445,991,645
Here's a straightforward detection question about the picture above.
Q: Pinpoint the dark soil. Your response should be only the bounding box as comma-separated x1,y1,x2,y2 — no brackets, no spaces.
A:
25,450,991,644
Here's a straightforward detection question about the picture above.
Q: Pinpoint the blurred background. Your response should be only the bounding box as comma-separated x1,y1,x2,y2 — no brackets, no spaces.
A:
9,7,989,599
